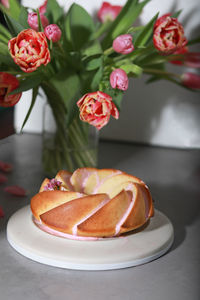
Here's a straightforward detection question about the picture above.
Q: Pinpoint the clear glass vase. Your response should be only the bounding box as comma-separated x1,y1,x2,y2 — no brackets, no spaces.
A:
42,103,99,176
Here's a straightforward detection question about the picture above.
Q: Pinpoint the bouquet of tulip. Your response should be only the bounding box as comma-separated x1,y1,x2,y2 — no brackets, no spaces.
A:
0,0,200,174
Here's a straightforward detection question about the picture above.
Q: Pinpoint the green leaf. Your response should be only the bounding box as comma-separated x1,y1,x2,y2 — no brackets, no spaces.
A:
0,34,9,44
0,41,9,55
0,23,12,39
103,87,124,111
4,13,24,36
102,0,151,49
120,64,143,77
81,40,102,59
49,69,80,109
0,54,19,68
66,3,95,51
91,66,103,91
18,6,29,28
84,56,103,71
20,86,39,132
139,52,170,66
134,13,159,47
171,10,182,18
7,0,21,20
9,74,43,94
46,0,63,23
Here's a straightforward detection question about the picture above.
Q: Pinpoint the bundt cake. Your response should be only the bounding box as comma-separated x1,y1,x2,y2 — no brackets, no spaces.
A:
31,167,154,240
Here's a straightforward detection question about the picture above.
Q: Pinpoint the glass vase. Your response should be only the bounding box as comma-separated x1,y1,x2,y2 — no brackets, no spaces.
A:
42,103,99,176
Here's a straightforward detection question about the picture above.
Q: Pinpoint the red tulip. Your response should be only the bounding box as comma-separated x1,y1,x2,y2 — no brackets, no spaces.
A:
4,185,27,197
97,2,122,23
110,68,129,91
77,91,119,130
0,72,22,107
39,0,48,15
44,24,62,43
153,14,187,55
8,29,50,73
182,72,200,89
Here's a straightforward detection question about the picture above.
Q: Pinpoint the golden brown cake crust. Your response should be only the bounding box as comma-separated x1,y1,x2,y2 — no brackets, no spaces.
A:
30,167,154,238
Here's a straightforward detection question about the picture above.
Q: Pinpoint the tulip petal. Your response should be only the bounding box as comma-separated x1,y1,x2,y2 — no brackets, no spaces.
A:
4,185,27,197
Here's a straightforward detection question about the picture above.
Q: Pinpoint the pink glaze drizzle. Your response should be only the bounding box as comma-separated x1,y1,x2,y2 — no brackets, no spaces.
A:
92,171,122,194
114,189,136,236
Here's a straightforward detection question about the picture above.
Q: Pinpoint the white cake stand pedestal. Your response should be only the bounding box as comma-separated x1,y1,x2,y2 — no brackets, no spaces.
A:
7,206,174,270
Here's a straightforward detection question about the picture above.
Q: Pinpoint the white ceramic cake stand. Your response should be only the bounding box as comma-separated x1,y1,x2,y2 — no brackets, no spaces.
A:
7,206,174,270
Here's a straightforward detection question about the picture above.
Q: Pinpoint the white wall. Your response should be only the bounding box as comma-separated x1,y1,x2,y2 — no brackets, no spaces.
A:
15,0,200,148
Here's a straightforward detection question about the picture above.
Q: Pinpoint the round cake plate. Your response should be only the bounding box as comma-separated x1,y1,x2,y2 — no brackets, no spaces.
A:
7,206,174,271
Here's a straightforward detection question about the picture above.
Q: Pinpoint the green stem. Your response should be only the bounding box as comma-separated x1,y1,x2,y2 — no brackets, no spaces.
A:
143,68,181,79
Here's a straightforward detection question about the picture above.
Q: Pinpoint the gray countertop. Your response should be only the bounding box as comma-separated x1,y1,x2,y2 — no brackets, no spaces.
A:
0,134,200,300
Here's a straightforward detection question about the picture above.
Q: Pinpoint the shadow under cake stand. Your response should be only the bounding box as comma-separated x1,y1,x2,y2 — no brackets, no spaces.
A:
7,206,174,270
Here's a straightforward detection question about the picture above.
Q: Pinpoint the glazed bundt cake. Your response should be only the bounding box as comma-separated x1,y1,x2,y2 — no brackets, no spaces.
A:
31,168,154,239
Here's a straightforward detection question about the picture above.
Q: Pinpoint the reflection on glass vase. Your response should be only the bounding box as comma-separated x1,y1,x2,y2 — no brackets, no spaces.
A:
42,103,99,176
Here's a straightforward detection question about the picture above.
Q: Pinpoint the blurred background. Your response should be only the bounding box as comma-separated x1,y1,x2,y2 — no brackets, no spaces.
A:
2,0,200,147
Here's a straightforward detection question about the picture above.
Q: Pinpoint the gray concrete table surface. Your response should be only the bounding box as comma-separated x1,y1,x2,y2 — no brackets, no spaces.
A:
0,134,199,300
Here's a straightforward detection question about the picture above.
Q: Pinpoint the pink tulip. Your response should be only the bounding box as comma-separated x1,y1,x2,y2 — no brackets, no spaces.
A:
182,72,200,89
0,160,12,172
0,206,4,218
0,173,8,183
44,24,62,43
183,52,200,68
110,68,129,91
113,34,134,55
97,2,122,23
4,185,27,197
39,0,48,15
27,12,49,31
153,14,187,55
77,91,119,130
0,0,9,9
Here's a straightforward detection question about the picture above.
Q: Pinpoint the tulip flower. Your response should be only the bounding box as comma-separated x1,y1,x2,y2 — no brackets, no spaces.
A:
28,12,49,32
153,14,187,55
182,52,200,68
113,34,134,55
0,0,9,9
44,24,62,43
110,68,129,91
97,2,122,23
4,185,27,197
77,91,119,130
8,29,50,73
181,72,200,89
0,72,22,107
39,0,48,15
